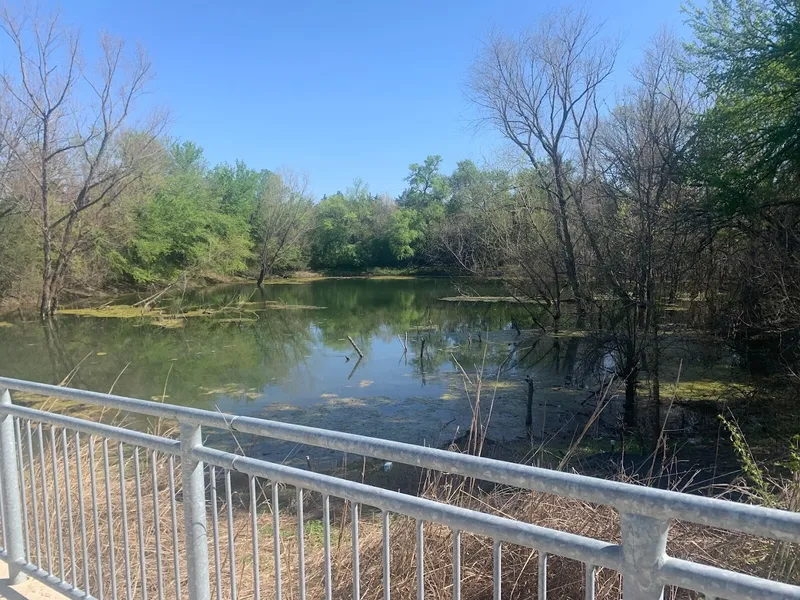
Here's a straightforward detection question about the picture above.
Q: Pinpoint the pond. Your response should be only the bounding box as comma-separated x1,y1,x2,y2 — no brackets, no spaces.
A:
0,278,788,468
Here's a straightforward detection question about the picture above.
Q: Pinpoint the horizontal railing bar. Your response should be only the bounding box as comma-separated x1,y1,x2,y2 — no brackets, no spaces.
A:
225,416,800,543
197,445,622,570
0,377,231,427
2,376,800,544
659,557,800,600
0,554,96,600
197,446,800,600
2,376,800,600
0,404,180,455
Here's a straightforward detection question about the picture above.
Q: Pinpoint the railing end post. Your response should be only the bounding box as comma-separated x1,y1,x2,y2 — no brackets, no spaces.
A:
0,388,26,584
180,422,210,600
620,512,669,600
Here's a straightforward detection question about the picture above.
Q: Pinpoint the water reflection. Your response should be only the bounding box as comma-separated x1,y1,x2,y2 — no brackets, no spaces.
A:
0,278,781,464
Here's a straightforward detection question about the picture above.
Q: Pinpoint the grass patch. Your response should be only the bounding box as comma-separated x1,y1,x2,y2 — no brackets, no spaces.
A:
58,305,155,318
303,519,326,544
259,277,326,285
672,379,756,402
152,317,185,328
439,295,538,303
57,302,326,323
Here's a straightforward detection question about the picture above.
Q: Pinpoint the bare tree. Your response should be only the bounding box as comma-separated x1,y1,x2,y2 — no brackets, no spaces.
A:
0,89,29,219
254,169,314,286
0,7,166,317
592,32,697,434
468,8,618,325
440,171,567,330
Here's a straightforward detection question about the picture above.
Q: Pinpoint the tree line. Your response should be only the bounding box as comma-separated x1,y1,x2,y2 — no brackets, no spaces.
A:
1,0,799,367
0,2,515,315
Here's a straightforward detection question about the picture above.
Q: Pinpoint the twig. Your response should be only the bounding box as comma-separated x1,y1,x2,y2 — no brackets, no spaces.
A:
346,335,364,358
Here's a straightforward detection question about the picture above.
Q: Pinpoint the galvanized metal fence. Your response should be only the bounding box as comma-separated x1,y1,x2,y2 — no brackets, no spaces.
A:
0,376,797,600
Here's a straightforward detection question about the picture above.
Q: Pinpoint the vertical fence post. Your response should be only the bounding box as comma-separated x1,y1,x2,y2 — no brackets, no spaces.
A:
0,389,26,584
620,512,669,600
180,423,211,600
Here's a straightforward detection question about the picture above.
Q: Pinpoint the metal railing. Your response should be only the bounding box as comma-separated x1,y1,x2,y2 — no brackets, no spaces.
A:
0,375,797,600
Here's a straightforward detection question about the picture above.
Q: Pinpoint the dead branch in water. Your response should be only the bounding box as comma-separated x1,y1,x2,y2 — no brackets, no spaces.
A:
346,335,364,358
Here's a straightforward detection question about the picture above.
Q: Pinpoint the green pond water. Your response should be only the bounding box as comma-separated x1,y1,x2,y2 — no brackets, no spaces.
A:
0,278,784,466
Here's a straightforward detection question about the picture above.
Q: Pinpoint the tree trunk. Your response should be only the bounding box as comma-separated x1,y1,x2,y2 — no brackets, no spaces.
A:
650,307,662,447
563,336,580,386
256,265,268,287
525,376,534,431
551,179,586,327
39,278,51,319
39,118,51,320
623,365,639,430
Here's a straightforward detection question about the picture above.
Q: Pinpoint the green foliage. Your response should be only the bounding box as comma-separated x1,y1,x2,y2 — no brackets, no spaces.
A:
685,0,800,212
311,191,374,269
0,213,41,299
777,435,800,474
209,161,270,221
719,413,775,505
1,129,520,294
123,190,250,284
305,158,515,272
449,160,510,214
113,143,252,284
386,209,422,260
398,155,450,210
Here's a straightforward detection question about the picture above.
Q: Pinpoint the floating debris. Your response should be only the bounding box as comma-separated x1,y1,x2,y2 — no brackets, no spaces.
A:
439,295,538,303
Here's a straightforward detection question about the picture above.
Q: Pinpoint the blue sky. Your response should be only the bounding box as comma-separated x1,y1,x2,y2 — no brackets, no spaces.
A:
16,0,692,197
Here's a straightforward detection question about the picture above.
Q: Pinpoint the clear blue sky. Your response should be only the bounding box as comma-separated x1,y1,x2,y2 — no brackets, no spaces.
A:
27,0,691,197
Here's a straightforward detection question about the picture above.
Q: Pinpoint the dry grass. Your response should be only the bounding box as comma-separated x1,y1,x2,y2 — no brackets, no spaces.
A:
7,362,798,600
11,420,798,600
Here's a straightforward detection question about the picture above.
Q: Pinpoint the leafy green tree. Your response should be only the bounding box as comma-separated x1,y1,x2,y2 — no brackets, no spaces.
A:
311,192,369,269
208,161,270,222
309,180,407,270
394,156,452,262
449,160,511,215
685,0,800,212
170,141,206,175
386,208,423,261
112,143,251,284
686,0,800,331
398,155,450,210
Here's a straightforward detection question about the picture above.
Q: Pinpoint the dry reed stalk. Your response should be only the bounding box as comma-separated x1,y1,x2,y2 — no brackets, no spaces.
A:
9,371,798,600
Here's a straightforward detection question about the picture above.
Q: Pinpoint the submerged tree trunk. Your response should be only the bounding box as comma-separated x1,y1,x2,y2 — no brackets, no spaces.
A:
623,365,639,430
39,282,51,320
649,309,662,448
552,168,587,328
525,376,534,431
256,265,268,287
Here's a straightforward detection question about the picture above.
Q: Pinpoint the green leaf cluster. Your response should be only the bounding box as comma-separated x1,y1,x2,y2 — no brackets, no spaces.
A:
112,143,259,284
685,0,800,212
